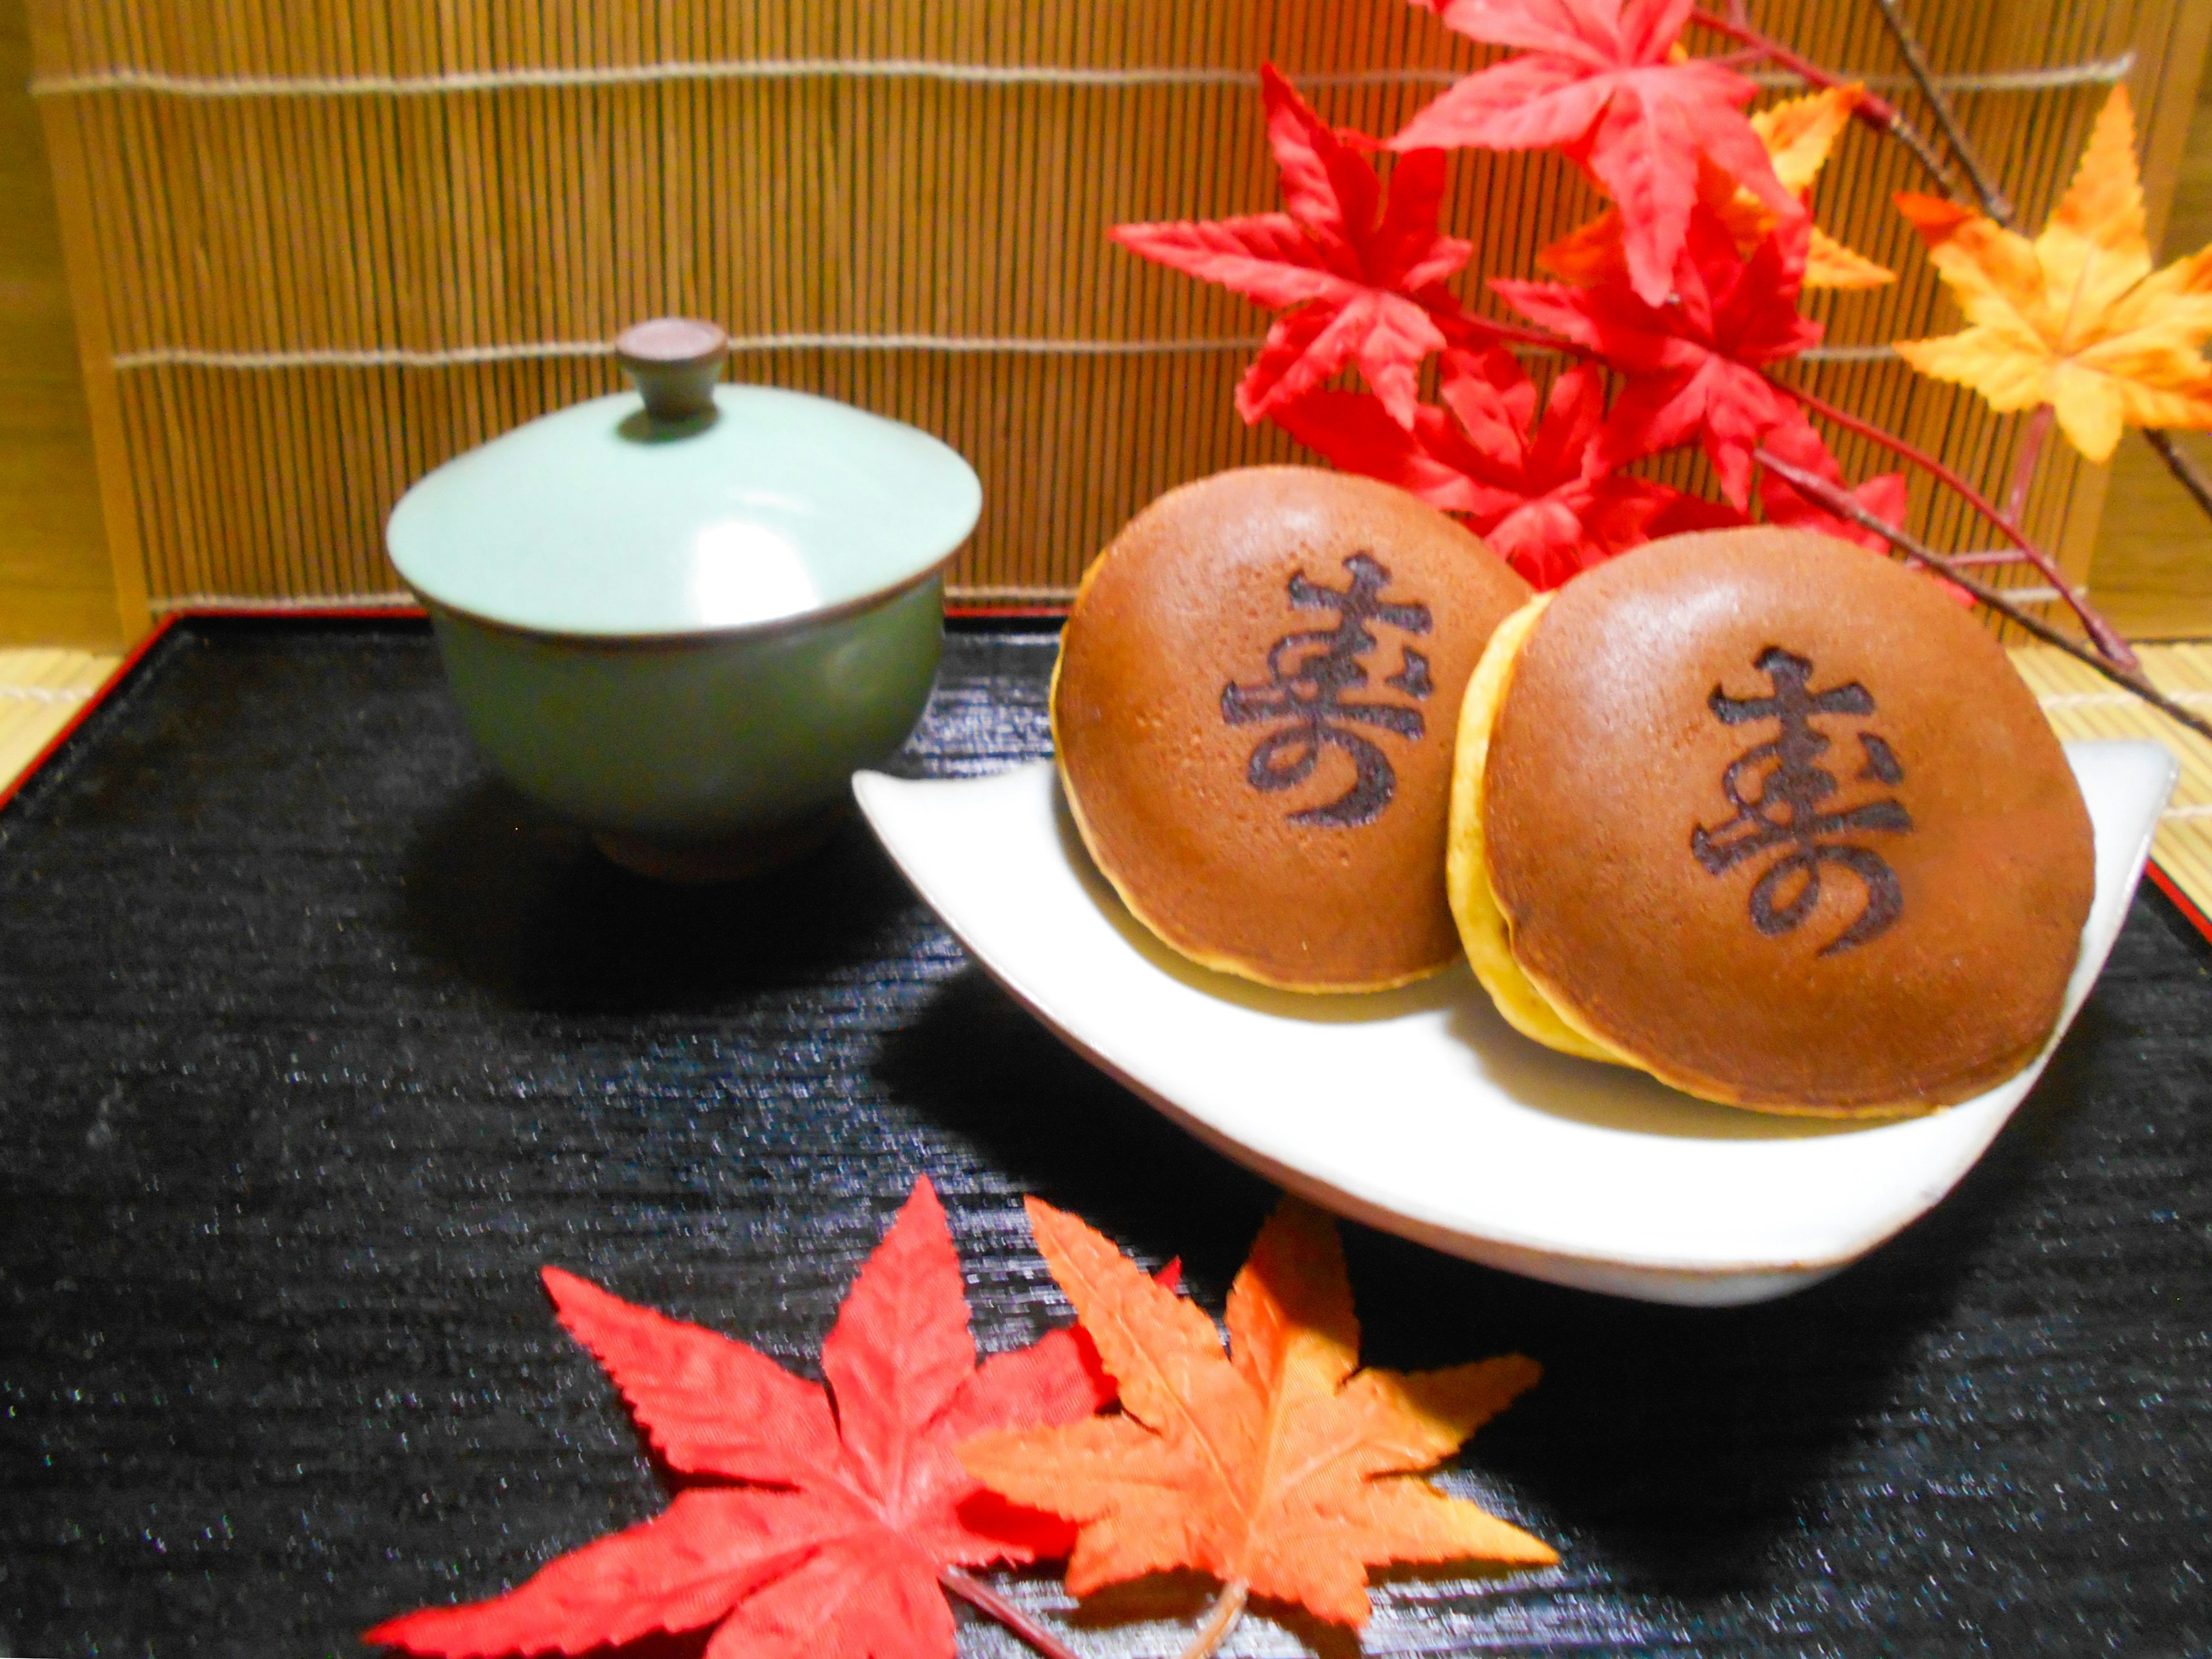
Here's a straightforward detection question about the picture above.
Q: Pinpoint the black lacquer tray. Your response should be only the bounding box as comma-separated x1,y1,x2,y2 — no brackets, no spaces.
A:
1,618,2208,1657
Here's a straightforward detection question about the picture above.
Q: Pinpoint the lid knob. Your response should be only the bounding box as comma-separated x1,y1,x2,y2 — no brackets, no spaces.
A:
615,317,729,422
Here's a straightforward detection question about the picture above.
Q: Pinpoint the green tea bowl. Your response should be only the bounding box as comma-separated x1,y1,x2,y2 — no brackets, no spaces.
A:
386,319,982,881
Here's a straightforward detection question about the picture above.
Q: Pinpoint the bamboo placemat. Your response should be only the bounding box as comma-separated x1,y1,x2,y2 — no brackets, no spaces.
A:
2014,642,2212,924
0,647,119,798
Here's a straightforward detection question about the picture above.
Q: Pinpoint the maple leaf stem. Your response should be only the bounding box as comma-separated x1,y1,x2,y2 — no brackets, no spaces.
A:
1681,14,1876,131
1175,1580,1250,1659
1781,379,2139,668
1868,0,2014,226
1686,7,1959,196
1687,11,1899,127
939,1567,1092,1659
1756,445,2212,741
2003,404,2056,527
1480,319,1593,357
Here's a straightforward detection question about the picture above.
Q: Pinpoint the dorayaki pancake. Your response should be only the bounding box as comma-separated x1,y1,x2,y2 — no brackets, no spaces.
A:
1054,467,1532,991
1457,526,2094,1115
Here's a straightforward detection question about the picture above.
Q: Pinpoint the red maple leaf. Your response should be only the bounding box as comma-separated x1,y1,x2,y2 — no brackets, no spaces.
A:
1274,347,1737,587
1111,62,1480,427
1493,206,1821,507
1388,0,1796,306
1756,411,1908,552
363,1179,1115,1659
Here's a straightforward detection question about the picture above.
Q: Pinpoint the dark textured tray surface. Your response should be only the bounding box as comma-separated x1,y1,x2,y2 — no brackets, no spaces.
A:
2,620,2209,1658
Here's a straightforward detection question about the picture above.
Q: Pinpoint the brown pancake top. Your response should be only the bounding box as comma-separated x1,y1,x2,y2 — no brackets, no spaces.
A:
1483,526,2094,1111
1055,467,1532,990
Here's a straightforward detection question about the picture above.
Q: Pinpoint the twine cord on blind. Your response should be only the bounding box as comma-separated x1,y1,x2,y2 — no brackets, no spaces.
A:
31,51,2134,101
49,41,2120,380
112,336,1264,371
33,62,1474,97
108,339,1907,372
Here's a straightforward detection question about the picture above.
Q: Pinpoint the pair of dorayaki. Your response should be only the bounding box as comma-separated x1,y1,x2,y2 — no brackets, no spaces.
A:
1052,467,2093,1118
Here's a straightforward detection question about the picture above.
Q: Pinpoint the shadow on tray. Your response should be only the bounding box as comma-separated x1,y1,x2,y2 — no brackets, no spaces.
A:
881,953,2106,1591
396,778,913,1014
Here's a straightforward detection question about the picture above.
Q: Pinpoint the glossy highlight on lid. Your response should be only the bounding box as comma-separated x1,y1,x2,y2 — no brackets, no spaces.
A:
387,382,982,639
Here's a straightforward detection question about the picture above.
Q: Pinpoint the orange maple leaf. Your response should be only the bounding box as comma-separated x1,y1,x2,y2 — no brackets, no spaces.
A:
959,1196,1556,1633
1540,85,1894,291
1893,84,2212,463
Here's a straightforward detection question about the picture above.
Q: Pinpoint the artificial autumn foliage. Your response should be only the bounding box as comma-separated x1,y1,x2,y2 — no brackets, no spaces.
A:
1111,65,1478,429
1537,84,1895,292
1111,0,2212,678
365,1179,1119,1659
1387,0,1792,308
1753,88,1897,291
1895,84,2212,464
1111,26,1901,594
961,1196,1556,1632
1276,347,1737,587
1495,207,1824,508
366,1187,1552,1659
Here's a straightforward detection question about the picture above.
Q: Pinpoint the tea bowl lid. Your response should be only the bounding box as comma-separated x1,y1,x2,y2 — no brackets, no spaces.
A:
386,319,983,639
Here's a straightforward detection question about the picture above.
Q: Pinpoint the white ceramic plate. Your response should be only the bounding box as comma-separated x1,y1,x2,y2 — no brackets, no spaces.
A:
854,741,2175,1306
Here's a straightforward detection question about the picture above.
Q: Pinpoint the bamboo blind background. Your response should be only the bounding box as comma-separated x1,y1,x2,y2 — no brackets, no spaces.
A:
20,0,2212,612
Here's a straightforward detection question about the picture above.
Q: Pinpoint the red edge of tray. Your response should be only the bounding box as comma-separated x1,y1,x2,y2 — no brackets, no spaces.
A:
9,606,2206,957
2147,863,2212,946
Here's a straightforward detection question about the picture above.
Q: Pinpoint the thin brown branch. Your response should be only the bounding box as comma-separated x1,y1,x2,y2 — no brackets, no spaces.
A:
1176,1580,1249,1659
1858,2,2212,646
939,1567,1089,1659
1782,380,2139,667
1755,445,2212,742
1688,9,1903,123
1868,0,2014,224
1863,97,1963,203
2139,428,2212,523
1688,7,1961,198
